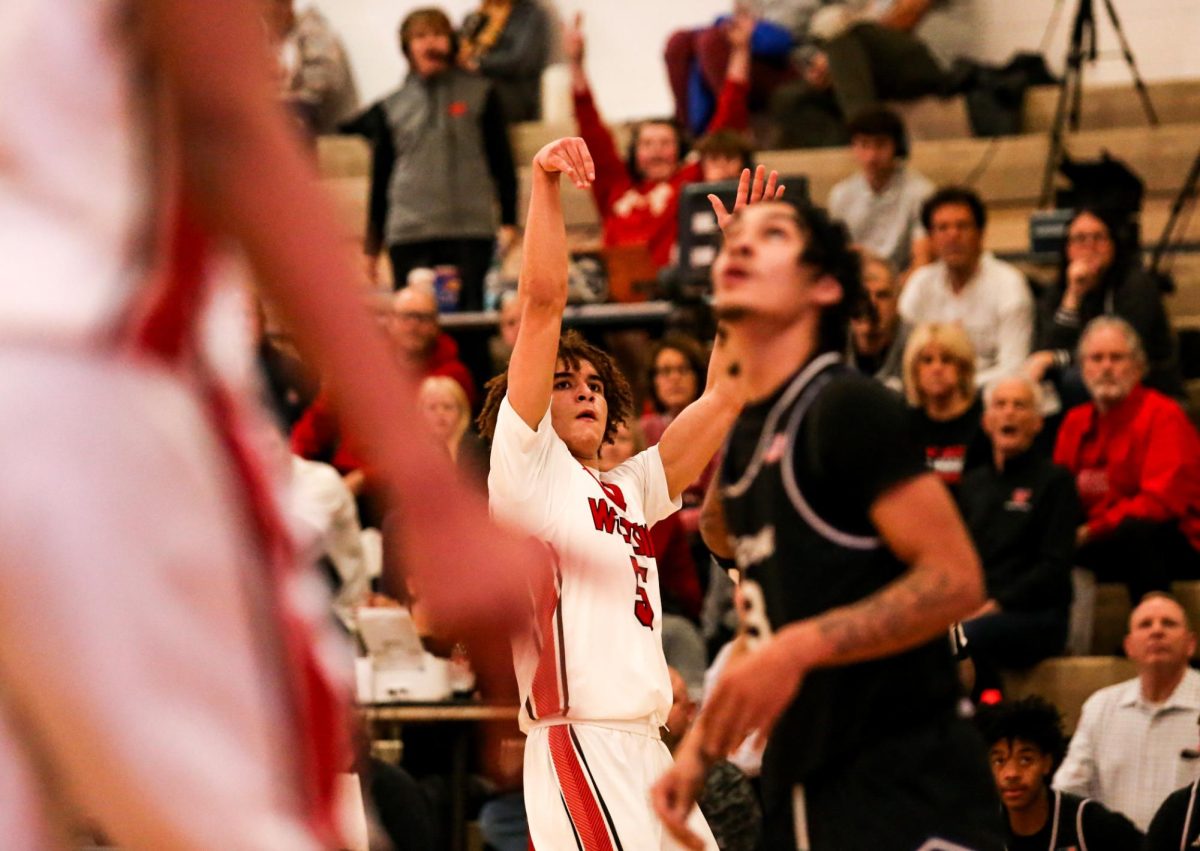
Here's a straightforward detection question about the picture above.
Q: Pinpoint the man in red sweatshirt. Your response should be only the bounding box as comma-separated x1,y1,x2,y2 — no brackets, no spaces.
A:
1054,316,1200,604
292,285,477,490
563,12,751,269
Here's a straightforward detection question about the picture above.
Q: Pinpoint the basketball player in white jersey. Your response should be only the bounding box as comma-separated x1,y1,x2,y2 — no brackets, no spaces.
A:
0,1,538,848
477,139,777,850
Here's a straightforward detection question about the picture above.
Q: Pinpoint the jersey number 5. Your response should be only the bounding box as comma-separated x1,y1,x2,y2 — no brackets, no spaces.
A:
630,556,654,629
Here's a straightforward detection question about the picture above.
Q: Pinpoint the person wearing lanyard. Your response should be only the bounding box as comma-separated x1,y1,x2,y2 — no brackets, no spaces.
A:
977,696,1142,850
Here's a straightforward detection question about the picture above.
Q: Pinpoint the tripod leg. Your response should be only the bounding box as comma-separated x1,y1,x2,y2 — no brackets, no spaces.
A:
1151,148,1200,273
1041,58,1083,206
1041,0,1092,205
1099,0,1159,125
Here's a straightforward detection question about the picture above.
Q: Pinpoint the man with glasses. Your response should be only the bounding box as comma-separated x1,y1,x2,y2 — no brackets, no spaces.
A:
1053,317,1200,604
388,286,477,406
292,286,477,504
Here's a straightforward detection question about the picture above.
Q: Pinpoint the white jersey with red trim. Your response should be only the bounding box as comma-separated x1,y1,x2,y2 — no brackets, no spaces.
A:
0,0,153,342
0,4,348,846
488,396,680,731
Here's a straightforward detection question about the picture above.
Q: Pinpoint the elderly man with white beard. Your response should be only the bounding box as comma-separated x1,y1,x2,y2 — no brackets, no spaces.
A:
1053,317,1200,605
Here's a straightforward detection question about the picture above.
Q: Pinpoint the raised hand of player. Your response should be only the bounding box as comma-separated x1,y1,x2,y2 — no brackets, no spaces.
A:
697,632,806,761
532,136,595,190
707,165,785,232
563,12,585,66
650,734,711,850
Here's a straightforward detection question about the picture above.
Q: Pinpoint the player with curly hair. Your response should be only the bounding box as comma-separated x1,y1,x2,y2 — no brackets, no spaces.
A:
483,136,754,850
977,698,1141,850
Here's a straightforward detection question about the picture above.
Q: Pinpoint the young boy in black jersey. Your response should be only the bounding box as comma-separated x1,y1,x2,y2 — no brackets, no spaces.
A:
652,186,1003,849
977,697,1142,850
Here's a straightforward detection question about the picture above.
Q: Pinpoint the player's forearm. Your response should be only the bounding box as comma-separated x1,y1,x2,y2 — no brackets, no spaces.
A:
775,552,984,674
658,391,741,501
519,168,570,313
726,41,750,84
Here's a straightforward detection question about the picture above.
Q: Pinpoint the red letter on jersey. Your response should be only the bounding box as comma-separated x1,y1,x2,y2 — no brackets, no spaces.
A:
588,498,618,534
630,556,654,629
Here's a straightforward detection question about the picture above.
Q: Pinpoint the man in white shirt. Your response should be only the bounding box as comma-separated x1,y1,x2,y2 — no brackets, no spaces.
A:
827,107,933,275
1053,593,1200,830
477,137,751,850
898,186,1033,386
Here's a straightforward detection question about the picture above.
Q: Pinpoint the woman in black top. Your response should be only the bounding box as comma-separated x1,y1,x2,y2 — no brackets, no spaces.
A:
1027,207,1183,399
902,321,990,491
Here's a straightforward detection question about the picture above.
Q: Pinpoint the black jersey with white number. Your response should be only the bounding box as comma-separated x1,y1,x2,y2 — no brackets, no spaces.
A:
720,353,961,786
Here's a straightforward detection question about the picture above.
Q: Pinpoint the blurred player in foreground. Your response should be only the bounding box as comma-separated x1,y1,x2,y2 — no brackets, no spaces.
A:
652,192,1003,848
0,1,537,847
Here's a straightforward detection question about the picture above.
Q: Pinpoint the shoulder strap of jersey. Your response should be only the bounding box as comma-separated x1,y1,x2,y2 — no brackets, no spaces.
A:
722,352,841,500
780,360,882,551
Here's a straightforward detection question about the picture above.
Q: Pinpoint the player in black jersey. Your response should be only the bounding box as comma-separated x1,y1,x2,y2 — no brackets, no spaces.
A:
652,193,1003,850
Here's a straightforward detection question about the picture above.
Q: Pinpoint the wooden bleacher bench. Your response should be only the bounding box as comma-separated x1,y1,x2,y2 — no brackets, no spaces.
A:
1001,656,1137,734
316,109,1200,332
756,122,1200,208
1022,79,1200,134
1006,580,1200,735
501,79,1200,164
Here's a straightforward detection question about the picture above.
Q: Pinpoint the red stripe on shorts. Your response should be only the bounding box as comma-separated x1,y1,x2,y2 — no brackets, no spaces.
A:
529,552,567,718
548,726,614,851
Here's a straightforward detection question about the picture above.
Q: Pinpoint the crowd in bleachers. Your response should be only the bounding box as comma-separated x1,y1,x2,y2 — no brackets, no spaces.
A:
254,1,1200,848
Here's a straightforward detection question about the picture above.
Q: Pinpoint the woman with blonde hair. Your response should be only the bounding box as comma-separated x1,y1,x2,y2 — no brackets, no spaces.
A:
902,322,989,490
418,375,487,484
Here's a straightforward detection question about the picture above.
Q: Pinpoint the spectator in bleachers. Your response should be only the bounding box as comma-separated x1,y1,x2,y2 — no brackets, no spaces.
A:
286,450,373,632
458,0,551,123
1053,317,1200,604
1053,592,1200,830
976,697,1143,850
642,334,707,445
696,128,756,183
292,287,477,506
846,252,909,392
769,1,959,148
957,376,1079,695
418,376,488,486
902,322,989,489
565,11,750,269
642,334,719,533
664,4,807,137
1027,208,1184,402
346,7,517,308
828,107,933,275
488,288,523,375
266,0,359,135
899,187,1033,387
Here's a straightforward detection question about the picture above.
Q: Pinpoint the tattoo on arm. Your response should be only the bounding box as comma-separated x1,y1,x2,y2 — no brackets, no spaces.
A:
812,561,958,665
